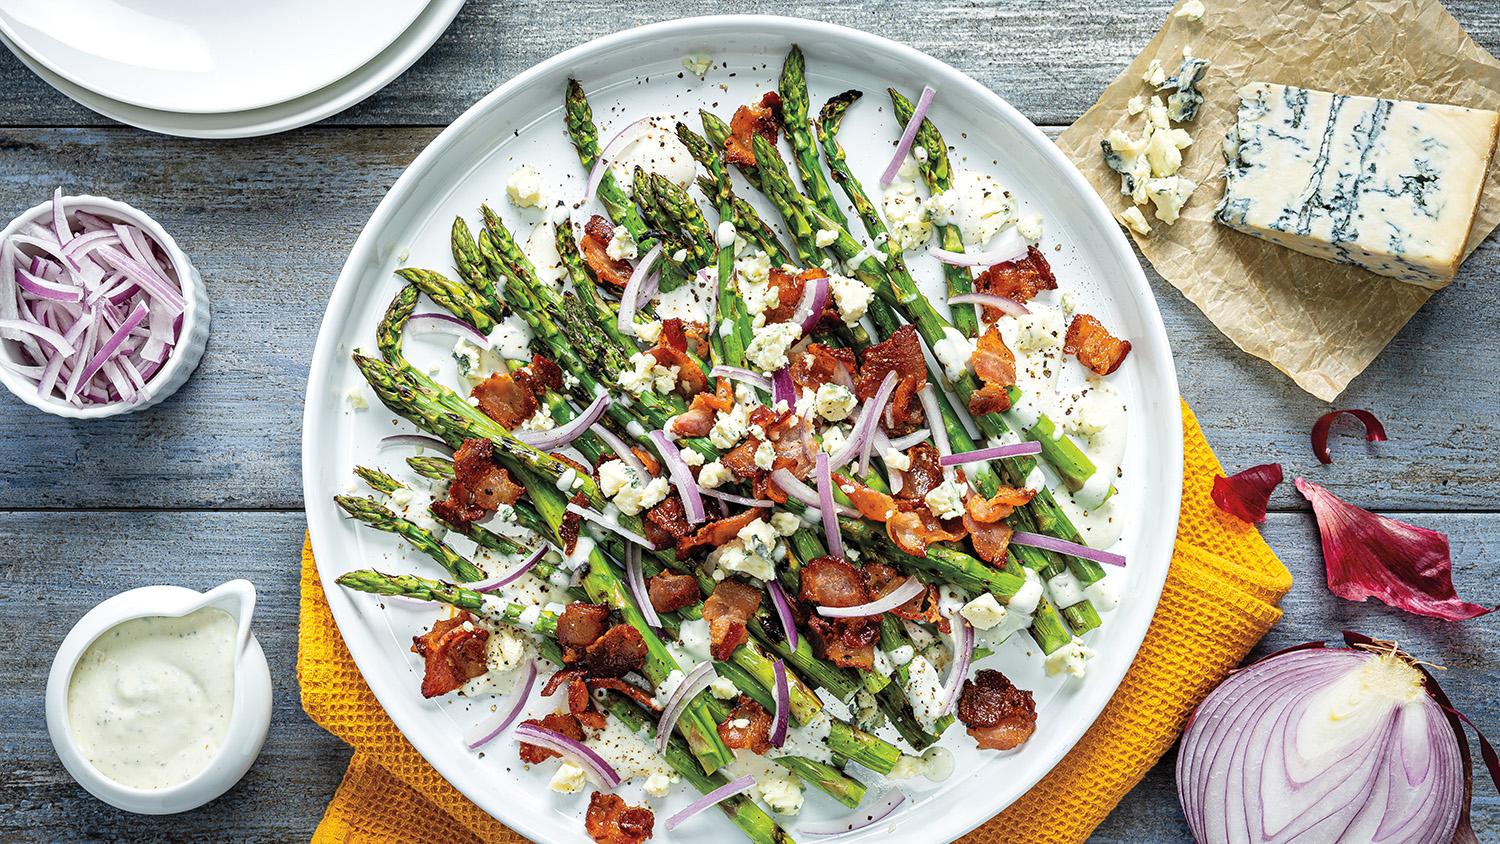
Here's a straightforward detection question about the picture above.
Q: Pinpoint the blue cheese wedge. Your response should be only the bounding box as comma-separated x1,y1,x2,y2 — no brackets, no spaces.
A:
1217,82,1500,289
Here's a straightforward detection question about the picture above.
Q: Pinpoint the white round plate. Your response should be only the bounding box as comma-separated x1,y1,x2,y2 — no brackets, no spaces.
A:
0,0,464,139
304,15,1182,844
0,0,430,113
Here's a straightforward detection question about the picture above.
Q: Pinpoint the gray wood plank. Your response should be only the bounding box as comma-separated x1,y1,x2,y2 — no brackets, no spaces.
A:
0,1,1497,129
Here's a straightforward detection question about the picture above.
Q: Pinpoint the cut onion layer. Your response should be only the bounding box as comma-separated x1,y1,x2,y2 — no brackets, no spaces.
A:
881,85,936,185
379,434,456,456
617,243,663,334
588,424,644,475
513,722,621,788
708,365,771,391
1311,408,1388,464
585,116,656,202
817,575,925,618
514,393,610,450
947,291,1030,317
827,371,898,470
624,544,660,629
650,429,706,524
565,503,659,551
462,661,538,748
656,662,716,753
931,230,1028,268
665,774,757,830
767,581,799,651
939,441,1041,466
770,468,859,518
800,788,907,835
471,545,549,591
940,612,974,717
1010,531,1126,567
769,659,790,747
794,272,831,336
816,452,844,559
699,488,774,508
408,312,490,347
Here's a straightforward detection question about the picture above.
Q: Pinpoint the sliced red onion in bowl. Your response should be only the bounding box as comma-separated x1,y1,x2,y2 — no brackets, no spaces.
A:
767,581,799,651
931,228,1028,268
817,576,925,618
463,660,538,748
514,722,622,789
408,312,491,347
379,434,456,456
947,291,1030,317
938,441,1042,466
940,611,974,717
881,84,936,186
565,503,659,551
665,774,758,831
1010,531,1126,567
656,662,717,753
708,365,772,392
617,243,663,335
794,272,831,336
770,468,859,519
800,788,907,835
816,452,844,559
471,545,549,591
649,429,706,524
624,544,660,629
514,393,611,450
769,659,790,747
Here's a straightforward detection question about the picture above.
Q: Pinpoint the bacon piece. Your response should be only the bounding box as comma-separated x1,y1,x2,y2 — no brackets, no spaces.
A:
968,326,1016,416
864,562,940,622
799,555,871,608
587,677,661,711
717,696,774,754
966,486,1036,524
895,443,945,502
581,215,635,290
838,473,900,522
887,506,967,557
647,571,701,613
857,325,927,433
471,372,540,430
799,556,880,668
702,579,762,661
556,602,610,663
972,246,1057,319
762,267,837,326
630,446,662,477
790,343,858,392
431,439,526,525
644,318,708,397
752,471,789,505
670,405,717,437
964,514,1015,565
810,631,876,670
585,624,648,678
514,353,564,396
586,792,655,844
643,494,692,549
725,92,782,167
540,667,603,728
956,669,1037,751
411,612,490,698
720,437,763,478
1063,314,1131,376
676,510,765,558
518,711,585,764
558,490,588,556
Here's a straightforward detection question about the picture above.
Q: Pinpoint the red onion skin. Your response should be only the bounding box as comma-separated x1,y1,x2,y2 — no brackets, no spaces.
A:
1311,409,1388,465
1211,463,1283,523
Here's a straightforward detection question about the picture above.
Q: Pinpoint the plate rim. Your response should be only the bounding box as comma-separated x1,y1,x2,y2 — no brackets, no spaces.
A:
303,14,1183,844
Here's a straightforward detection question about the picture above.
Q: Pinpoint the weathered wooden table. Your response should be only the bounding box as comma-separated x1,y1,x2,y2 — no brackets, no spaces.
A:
2,1,1497,840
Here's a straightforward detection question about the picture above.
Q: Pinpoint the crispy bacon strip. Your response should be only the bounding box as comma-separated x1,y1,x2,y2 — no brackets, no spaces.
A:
581,215,635,290
411,612,490,698
865,562,940,622
557,602,610,663
790,343,858,392
559,490,588,556
857,325,927,433
725,91,782,167
894,443,945,502
587,677,662,711
469,353,560,429
586,792,655,844
835,472,967,557
540,666,603,728
676,510,765,558
518,712,585,764
762,267,837,326
585,624,648,678
966,485,1035,523
972,246,1057,319
799,556,880,669
644,318,708,397
968,326,1017,416
1063,313,1131,376
956,669,1037,751
717,696,774,754
702,579,762,661
642,494,692,549
431,438,525,525
647,571,701,613
670,405,716,437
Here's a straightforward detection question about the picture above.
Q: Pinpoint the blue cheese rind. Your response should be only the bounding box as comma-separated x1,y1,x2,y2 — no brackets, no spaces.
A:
1217,82,1500,289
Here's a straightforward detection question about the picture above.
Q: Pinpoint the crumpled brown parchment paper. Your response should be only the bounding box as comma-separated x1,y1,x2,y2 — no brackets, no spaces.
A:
1055,0,1500,401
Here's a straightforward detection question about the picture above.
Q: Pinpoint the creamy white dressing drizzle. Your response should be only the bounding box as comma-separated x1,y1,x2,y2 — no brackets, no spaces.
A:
67,608,237,789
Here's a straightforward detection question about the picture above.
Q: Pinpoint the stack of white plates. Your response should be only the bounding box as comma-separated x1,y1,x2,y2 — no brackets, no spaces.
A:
0,0,465,138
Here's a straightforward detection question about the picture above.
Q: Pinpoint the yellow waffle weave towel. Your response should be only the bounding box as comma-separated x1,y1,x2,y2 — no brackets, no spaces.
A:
299,401,1292,844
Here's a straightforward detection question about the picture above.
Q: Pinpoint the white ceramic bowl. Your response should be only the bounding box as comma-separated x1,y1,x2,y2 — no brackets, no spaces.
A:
0,195,210,418
44,579,273,815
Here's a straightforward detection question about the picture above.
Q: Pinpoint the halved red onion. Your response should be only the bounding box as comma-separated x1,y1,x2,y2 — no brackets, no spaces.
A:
408,312,491,347
514,722,622,789
940,611,974,717
515,393,611,450
772,366,795,407
463,660,538,748
817,576,924,618
665,774,757,831
709,365,772,392
617,243,663,335
700,488,774,508
827,371,898,470
947,291,1030,317
770,468,859,519
1312,408,1388,465
938,441,1042,466
815,452,844,558
770,659,790,747
1010,531,1126,567
768,580,799,651
794,272,831,335
931,228,1027,268
565,503,660,551
471,545,549,591
800,788,907,835
656,662,717,753
649,429,706,524
379,434,456,455
586,116,656,201
881,85,936,186
624,544,661,629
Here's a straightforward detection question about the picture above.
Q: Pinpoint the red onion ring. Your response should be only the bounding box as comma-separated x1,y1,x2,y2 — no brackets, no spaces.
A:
514,393,611,450
1010,531,1126,567
1311,408,1388,465
665,774,757,831
947,291,1030,317
407,312,491,347
930,228,1028,268
800,788,907,835
938,441,1042,466
462,660,538,748
767,581,799,651
881,85,936,186
656,662,716,753
708,365,772,391
513,722,622,788
817,576,925,618
649,429,706,524
471,545,549,591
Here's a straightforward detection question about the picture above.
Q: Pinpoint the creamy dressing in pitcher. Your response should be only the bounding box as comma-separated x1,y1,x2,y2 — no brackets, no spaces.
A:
66,607,237,789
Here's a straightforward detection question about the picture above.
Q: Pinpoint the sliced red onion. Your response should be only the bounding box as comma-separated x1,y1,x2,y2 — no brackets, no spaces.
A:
881,84,936,186
15,266,82,302
794,272,831,335
817,576,924,618
930,229,1028,268
947,291,1030,317
649,429,706,524
514,722,622,789
769,659,790,747
827,371,898,470
463,661,538,748
515,393,611,450
50,188,70,246
408,312,490,347
586,116,656,201
700,488,774,507
0,318,74,357
816,452,845,559
709,365,772,392
617,243,663,335
656,662,716,753
939,612,974,716
888,429,932,451
772,366,795,407
938,441,1042,466
916,386,952,463
565,503,660,551
472,545,549,591
379,434,456,455
58,229,120,263
589,423,645,475
94,246,184,312
770,468,859,519
800,788,907,835
624,544,661,629
665,774,757,831
767,581,799,651
1011,531,1126,567
76,300,148,386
